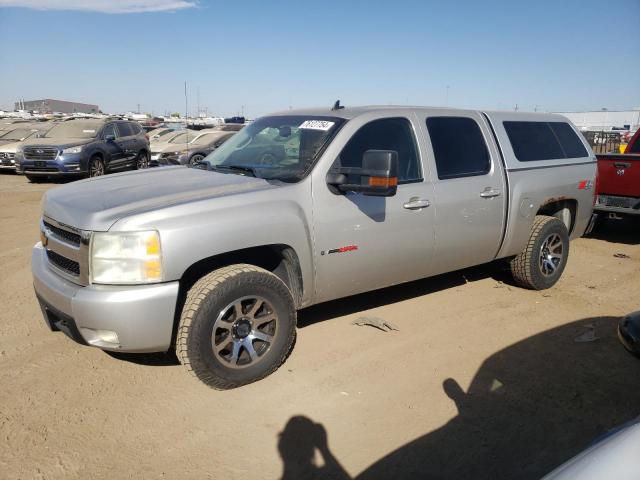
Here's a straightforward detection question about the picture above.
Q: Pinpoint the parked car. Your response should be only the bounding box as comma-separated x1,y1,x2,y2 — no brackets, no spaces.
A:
147,127,175,142
156,130,235,166
149,129,199,164
32,106,595,389
593,127,640,221
16,118,150,182
0,123,52,171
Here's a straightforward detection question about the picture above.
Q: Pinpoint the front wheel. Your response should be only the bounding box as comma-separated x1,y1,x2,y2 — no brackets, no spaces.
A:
189,154,205,165
510,215,570,290
88,156,105,178
176,264,296,389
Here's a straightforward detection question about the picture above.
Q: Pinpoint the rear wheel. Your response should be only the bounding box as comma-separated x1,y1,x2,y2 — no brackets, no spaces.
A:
510,215,570,290
88,156,105,178
136,151,150,169
176,264,296,389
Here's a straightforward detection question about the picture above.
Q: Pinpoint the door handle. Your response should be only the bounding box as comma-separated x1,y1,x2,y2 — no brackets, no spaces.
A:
403,198,430,210
614,162,631,168
479,188,501,198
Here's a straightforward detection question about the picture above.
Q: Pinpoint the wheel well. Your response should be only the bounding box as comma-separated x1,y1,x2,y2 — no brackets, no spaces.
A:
537,199,577,234
170,245,304,347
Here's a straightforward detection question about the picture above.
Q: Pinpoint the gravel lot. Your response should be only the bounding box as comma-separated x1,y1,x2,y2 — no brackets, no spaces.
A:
1,171,639,480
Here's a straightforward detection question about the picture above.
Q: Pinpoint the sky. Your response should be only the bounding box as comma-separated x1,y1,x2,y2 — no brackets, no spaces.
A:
0,0,638,117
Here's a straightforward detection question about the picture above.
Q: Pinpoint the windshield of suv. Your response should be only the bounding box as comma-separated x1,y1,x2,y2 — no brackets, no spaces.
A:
43,121,102,139
202,115,345,182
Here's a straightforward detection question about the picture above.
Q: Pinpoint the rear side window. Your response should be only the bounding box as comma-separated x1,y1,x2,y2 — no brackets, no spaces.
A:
117,123,134,137
426,117,490,180
504,121,588,161
129,122,142,135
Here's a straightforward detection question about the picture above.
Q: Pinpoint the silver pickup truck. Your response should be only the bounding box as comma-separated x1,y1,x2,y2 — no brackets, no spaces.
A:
32,106,596,389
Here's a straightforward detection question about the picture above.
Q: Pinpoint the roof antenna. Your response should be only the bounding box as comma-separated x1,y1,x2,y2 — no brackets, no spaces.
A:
332,100,344,111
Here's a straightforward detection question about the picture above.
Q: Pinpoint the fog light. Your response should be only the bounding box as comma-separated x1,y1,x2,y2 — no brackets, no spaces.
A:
80,328,120,346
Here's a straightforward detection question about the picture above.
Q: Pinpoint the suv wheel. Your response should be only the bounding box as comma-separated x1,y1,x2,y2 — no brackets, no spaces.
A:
136,151,150,169
510,215,570,290
189,154,205,165
176,264,296,389
88,156,105,178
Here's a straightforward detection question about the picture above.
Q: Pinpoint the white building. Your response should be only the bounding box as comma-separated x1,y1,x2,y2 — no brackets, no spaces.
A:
555,109,640,131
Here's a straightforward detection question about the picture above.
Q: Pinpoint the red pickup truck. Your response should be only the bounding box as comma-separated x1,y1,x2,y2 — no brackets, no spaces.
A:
594,128,640,218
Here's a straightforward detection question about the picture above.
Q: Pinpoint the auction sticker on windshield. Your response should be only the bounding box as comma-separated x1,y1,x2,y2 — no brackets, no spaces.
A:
299,120,335,131
82,130,96,133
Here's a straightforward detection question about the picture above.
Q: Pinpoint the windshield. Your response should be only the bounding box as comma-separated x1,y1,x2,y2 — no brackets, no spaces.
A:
202,115,345,182
169,131,198,144
43,121,101,139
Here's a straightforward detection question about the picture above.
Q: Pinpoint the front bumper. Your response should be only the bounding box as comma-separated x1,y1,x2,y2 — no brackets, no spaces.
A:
20,152,87,176
32,243,179,353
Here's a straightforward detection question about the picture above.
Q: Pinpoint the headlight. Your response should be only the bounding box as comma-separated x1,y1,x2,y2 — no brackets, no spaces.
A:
90,231,162,284
62,145,83,154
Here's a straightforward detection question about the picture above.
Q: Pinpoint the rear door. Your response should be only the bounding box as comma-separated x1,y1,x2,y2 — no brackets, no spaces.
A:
115,122,137,165
418,112,507,274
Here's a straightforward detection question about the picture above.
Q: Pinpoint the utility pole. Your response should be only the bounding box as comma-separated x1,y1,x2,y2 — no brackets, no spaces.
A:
137,103,140,114
197,87,200,118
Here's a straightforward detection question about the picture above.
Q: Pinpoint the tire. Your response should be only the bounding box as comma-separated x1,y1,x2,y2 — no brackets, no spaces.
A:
189,154,205,165
136,151,150,170
510,215,570,290
88,156,105,178
176,264,296,389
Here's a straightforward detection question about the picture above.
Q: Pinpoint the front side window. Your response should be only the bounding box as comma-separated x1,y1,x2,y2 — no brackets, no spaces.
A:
336,117,421,183
426,117,491,180
203,115,345,182
102,123,118,139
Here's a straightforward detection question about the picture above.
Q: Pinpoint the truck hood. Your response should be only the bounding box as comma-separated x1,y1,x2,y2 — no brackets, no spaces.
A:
43,167,278,231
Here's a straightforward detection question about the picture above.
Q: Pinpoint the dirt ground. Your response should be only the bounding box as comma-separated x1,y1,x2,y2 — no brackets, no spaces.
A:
1,172,639,480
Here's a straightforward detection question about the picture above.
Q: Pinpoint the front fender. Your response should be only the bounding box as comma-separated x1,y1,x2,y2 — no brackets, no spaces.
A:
110,184,316,305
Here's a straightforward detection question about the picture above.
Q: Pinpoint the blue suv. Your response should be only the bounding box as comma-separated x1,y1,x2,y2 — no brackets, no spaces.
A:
17,118,150,182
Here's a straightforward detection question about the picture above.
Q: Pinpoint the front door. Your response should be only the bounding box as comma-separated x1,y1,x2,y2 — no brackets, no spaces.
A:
102,123,125,168
312,115,436,304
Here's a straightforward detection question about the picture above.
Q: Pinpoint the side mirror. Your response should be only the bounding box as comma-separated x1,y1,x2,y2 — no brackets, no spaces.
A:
104,134,116,142
327,149,399,197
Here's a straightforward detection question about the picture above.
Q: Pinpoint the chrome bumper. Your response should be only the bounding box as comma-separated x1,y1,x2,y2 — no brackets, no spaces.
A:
32,243,179,353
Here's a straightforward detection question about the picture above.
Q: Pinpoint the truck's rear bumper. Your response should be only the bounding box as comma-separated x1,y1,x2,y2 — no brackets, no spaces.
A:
32,243,179,353
594,194,640,216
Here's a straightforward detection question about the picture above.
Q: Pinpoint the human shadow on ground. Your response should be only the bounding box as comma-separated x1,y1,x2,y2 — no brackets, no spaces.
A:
278,316,640,480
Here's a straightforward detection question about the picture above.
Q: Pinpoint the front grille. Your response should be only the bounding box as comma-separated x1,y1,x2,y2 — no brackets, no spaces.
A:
43,221,81,246
46,250,80,276
23,147,58,160
23,167,59,172
0,153,15,166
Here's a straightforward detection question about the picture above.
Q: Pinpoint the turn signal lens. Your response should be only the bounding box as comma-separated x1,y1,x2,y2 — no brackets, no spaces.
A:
369,176,398,188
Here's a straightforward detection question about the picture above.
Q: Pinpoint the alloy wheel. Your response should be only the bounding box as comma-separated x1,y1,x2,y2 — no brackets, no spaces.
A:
539,233,563,276
211,296,278,369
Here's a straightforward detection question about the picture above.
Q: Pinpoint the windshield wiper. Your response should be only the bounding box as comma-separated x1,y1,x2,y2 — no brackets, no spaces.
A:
210,164,258,177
